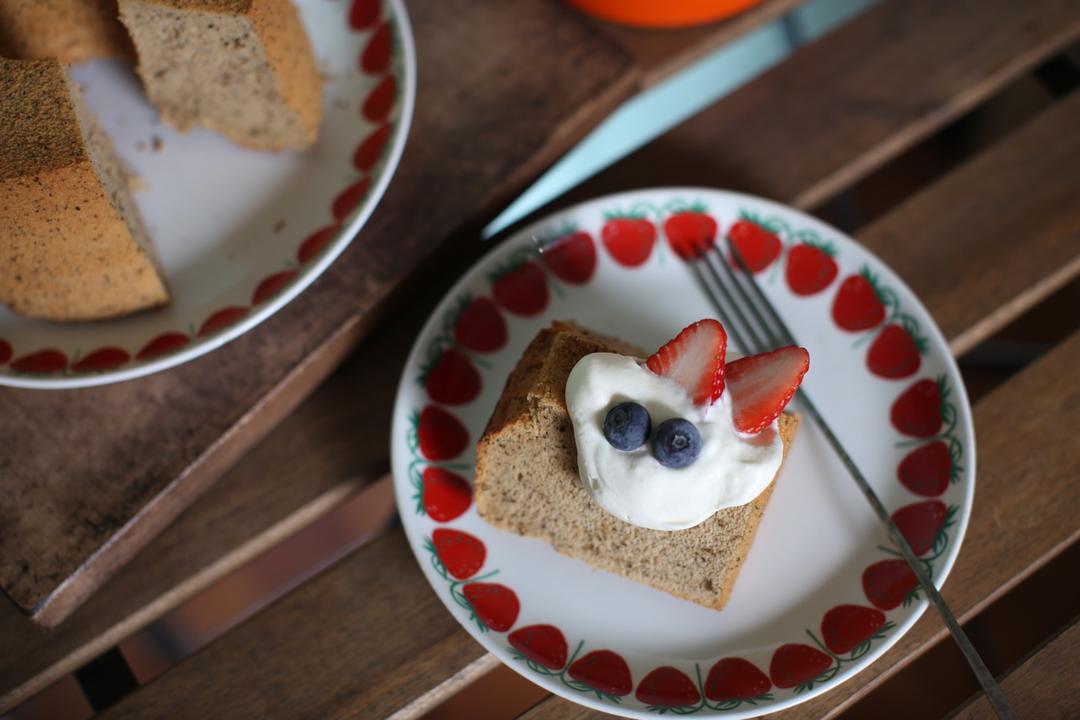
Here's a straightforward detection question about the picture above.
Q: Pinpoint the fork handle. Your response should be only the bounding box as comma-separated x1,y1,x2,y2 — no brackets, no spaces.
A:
794,390,1017,720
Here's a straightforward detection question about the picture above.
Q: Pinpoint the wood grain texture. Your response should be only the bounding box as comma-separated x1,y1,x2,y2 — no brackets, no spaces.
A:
520,329,1080,720
0,301,424,713
551,0,1080,213
0,0,638,624
858,91,1080,356
101,528,491,720
592,0,805,87
101,327,1080,720
953,621,1080,720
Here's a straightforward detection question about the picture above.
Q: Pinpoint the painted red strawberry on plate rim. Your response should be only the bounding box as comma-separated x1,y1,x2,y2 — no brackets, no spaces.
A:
601,215,656,267
252,270,298,305
349,0,380,30
453,296,507,353
863,559,918,610
726,345,809,433
73,347,131,372
0,339,11,365
635,666,700,708
891,378,943,438
508,625,568,670
867,323,922,378
462,582,519,632
832,270,886,331
663,208,717,260
542,230,596,284
892,500,949,556
786,243,838,295
568,650,633,697
198,306,248,338
422,467,472,522
898,441,952,497
137,332,190,360
417,405,469,460
645,318,727,405
491,261,548,317
431,528,485,580
704,657,772,701
728,218,782,273
424,348,481,405
11,349,68,374
821,605,887,655
769,644,832,689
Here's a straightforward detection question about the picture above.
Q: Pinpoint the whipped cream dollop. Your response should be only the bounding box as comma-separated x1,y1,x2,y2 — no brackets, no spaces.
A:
565,353,783,531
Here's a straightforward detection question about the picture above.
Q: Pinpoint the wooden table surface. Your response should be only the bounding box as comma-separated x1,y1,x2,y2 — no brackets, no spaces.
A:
2,0,1078,717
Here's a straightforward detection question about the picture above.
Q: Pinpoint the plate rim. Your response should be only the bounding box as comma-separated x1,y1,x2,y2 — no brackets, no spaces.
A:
1,0,418,390
390,186,976,718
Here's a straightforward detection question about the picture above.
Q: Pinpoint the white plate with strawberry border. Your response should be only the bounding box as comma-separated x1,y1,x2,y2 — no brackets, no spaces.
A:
391,188,974,718
0,0,415,389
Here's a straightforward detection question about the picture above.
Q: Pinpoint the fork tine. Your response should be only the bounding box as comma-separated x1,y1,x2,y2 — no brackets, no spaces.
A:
694,256,767,354
689,262,757,355
709,242,788,350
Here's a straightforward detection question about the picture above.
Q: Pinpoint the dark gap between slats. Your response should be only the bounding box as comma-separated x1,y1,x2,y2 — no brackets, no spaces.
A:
72,648,137,714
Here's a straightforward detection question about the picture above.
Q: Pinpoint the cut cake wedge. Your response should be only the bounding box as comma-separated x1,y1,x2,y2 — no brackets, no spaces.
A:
118,0,323,151
475,321,799,610
0,58,168,321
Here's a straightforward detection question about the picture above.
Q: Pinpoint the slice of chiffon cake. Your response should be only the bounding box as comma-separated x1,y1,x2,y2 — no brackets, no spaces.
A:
475,322,800,610
0,0,133,64
118,0,323,151
0,58,168,320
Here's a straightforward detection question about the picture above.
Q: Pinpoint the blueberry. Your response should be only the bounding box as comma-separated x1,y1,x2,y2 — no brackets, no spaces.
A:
652,418,702,468
603,401,651,451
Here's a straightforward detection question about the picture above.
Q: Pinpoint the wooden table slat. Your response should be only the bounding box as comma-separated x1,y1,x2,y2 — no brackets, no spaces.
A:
552,0,1080,214
953,620,1080,720
0,0,639,625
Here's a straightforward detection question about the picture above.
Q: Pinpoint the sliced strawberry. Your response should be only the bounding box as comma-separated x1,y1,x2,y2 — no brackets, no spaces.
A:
635,666,700,708
422,467,472,521
645,319,727,405
508,624,568,670
769,644,832,689
862,559,917,610
726,346,809,433
568,649,633,696
728,219,782,273
892,500,949,556
432,528,485,580
704,657,771,701
898,441,952,497
462,582,519,632
821,605,887,655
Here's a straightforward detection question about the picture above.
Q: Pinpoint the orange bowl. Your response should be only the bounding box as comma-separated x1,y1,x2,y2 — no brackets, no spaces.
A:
567,0,764,28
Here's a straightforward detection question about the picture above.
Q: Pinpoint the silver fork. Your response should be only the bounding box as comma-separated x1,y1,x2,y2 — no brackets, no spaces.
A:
691,237,1017,720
